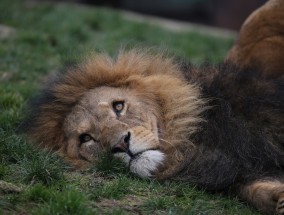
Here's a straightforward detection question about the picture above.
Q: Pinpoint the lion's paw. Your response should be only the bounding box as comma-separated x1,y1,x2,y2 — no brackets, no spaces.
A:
276,195,284,214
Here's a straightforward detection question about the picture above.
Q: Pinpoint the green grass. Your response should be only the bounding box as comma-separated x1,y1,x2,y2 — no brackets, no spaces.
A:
0,0,260,214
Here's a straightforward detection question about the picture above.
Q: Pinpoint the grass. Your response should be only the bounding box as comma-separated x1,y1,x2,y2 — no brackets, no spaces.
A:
0,0,260,214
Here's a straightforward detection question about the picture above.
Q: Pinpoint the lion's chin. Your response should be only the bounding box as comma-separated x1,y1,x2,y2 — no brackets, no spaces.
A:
114,150,165,178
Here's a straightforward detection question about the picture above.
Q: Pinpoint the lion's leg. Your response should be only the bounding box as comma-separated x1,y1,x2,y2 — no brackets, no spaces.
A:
239,180,284,214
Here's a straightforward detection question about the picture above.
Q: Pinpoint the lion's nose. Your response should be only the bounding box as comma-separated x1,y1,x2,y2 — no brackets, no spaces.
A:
111,132,131,153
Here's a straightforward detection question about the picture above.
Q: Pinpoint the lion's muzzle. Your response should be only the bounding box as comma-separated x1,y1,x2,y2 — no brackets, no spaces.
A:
111,132,133,157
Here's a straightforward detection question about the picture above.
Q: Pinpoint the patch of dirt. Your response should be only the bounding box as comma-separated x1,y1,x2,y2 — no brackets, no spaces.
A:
0,180,22,194
95,195,147,214
64,171,150,214
0,24,15,40
0,72,14,82
64,171,108,185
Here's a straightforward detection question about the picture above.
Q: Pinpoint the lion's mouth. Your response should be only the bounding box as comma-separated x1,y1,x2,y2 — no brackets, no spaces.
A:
111,136,159,160
110,131,158,159
110,131,165,178
130,148,159,158
112,147,165,178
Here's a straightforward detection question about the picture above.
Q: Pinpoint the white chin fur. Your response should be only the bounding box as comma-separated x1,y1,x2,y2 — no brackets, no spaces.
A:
114,153,131,164
129,150,165,178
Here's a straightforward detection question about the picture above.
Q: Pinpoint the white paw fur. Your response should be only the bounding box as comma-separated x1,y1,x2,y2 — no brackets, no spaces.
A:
129,150,165,178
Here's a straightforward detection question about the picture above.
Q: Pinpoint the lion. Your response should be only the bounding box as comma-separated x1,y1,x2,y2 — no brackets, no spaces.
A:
24,1,284,214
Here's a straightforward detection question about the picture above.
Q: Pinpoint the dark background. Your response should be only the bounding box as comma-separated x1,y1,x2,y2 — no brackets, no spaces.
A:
76,0,267,30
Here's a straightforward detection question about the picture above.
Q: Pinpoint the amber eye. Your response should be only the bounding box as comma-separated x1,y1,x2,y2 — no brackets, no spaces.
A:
112,101,124,115
79,133,92,144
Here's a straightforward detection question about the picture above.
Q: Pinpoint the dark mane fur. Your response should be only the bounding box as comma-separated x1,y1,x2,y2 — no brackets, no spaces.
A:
172,62,284,191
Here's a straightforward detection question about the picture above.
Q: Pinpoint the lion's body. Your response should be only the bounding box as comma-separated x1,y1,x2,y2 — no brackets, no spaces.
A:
174,63,284,190
25,0,284,214
226,0,284,77
26,50,284,214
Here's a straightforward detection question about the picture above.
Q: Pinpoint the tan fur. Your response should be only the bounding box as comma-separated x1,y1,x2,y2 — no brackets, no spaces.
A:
29,50,206,173
240,180,284,214
226,0,284,77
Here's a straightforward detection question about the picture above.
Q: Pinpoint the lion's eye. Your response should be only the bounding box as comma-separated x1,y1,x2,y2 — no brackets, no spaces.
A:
79,133,92,144
112,101,124,115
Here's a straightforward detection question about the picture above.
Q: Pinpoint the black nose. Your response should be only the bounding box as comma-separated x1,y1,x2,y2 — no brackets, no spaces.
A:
111,132,131,154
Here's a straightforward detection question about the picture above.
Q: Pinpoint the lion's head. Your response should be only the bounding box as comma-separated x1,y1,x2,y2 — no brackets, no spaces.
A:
27,50,206,179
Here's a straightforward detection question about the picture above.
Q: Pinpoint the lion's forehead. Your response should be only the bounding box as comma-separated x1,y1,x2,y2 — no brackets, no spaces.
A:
63,86,157,136
82,87,133,105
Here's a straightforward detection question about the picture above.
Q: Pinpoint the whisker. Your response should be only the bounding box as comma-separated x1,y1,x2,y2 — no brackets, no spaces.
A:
159,138,177,151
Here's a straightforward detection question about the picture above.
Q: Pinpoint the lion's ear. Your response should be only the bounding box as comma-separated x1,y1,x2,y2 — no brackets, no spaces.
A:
26,121,65,151
226,0,284,77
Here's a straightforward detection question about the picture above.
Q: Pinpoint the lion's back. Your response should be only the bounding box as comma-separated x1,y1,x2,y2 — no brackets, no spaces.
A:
174,62,284,190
